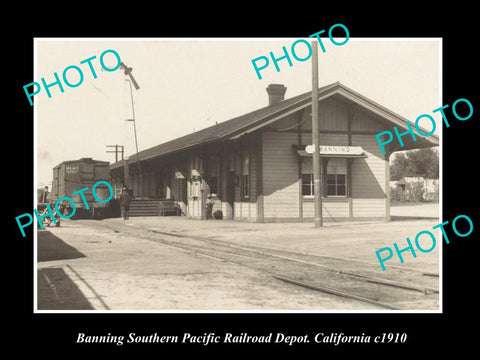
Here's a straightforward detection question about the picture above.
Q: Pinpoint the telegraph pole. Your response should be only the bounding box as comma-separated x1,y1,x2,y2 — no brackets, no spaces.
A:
106,145,124,162
311,40,323,227
117,62,140,191
126,78,141,191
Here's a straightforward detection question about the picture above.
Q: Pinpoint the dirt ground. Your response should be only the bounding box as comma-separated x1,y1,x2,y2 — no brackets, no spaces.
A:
36,203,441,312
37,224,382,311
108,203,441,272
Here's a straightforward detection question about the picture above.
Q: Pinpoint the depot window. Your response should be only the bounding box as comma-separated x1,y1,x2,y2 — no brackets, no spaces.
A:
301,158,347,197
326,158,347,197
301,158,315,197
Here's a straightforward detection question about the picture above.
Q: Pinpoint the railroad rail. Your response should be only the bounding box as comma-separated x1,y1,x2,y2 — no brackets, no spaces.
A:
79,220,440,311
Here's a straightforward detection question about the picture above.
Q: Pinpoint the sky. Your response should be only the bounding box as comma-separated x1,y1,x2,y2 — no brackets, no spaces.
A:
35,38,441,187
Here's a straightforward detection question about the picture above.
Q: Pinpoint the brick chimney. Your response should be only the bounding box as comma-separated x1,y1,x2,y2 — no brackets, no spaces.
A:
266,84,287,105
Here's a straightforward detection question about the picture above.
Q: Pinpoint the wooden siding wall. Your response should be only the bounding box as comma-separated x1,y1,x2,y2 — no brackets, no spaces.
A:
262,98,388,221
120,97,389,222
262,131,299,220
302,200,350,219
301,133,348,147
351,134,386,196
301,133,350,220
351,111,384,132
234,202,257,220
268,112,302,131
352,198,386,218
300,98,349,131
350,134,387,218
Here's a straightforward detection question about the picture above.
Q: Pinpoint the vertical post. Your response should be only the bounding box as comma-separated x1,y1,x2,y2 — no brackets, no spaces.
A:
124,92,129,189
127,79,141,194
124,157,129,188
106,145,124,163
385,152,391,221
256,133,264,222
298,109,304,221
201,153,210,220
311,40,323,227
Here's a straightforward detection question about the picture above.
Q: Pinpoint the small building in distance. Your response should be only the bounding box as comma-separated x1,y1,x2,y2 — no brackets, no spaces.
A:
392,176,439,202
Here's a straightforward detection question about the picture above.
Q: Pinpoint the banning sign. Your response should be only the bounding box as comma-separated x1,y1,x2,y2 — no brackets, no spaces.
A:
305,145,364,155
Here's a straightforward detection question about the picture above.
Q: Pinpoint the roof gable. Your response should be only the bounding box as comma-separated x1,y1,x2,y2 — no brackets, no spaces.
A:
111,82,438,168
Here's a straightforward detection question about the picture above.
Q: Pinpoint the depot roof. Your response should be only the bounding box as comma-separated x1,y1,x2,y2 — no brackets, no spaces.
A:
54,158,110,169
110,82,439,169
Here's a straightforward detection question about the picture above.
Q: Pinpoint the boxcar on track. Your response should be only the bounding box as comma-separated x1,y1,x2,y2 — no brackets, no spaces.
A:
51,157,114,219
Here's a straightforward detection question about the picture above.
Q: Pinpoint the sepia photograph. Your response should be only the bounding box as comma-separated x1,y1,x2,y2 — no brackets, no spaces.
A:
33,37,441,312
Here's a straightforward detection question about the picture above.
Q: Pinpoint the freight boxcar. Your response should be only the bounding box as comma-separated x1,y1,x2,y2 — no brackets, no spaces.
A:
51,157,113,219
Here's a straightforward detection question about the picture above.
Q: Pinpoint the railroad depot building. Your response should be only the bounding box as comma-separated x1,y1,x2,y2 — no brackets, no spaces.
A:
109,82,439,222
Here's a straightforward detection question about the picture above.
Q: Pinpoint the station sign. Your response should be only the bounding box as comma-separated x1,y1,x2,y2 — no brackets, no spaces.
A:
305,145,364,155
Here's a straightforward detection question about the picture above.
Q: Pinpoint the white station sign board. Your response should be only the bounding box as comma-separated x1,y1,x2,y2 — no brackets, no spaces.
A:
305,145,364,155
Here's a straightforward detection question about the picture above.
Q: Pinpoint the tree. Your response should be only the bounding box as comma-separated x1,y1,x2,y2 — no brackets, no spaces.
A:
390,151,419,181
408,148,439,179
390,148,439,180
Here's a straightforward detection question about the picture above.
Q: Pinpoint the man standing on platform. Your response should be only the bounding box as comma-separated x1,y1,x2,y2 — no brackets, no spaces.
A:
206,194,215,220
120,186,133,220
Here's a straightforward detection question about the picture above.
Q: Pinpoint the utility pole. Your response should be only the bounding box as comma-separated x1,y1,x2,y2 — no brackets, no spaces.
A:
126,78,141,191
311,40,323,227
106,144,124,162
117,62,140,192
124,156,129,189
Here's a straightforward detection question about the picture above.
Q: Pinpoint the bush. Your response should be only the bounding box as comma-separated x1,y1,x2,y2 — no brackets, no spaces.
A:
391,187,406,202
406,181,424,202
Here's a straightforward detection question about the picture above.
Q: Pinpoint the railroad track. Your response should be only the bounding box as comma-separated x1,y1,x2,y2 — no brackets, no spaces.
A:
78,220,440,311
